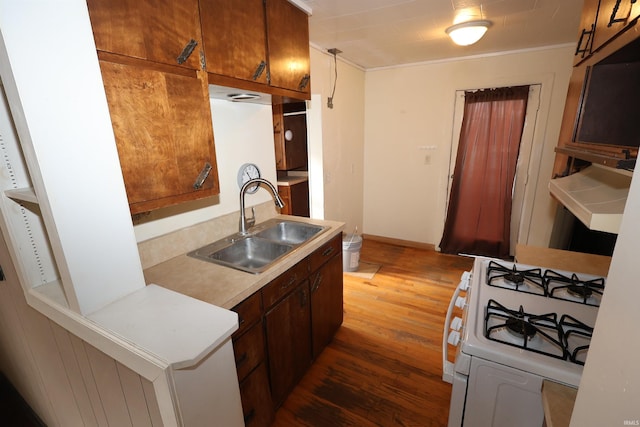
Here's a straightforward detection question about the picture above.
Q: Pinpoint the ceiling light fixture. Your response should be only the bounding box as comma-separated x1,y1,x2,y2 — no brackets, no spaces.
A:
445,20,492,46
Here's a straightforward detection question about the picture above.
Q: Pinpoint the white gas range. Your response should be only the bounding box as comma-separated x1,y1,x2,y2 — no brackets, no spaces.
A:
443,257,604,427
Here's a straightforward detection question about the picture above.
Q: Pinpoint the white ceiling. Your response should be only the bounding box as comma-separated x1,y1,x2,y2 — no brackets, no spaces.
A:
301,0,584,69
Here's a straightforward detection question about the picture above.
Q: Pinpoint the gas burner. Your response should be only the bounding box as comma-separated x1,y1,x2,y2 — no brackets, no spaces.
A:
486,261,545,296
485,300,565,360
505,316,537,339
567,284,592,299
560,315,594,365
544,270,605,307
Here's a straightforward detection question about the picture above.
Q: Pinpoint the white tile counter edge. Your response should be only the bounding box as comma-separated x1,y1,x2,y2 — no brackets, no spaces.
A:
87,284,238,370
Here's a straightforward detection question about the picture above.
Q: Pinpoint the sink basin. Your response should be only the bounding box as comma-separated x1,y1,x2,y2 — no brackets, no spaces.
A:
188,236,293,274
187,219,328,274
255,221,325,245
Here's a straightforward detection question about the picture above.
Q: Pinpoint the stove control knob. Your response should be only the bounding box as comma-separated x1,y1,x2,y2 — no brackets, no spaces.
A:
459,271,471,290
447,330,461,346
455,296,466,309
451,316,463,331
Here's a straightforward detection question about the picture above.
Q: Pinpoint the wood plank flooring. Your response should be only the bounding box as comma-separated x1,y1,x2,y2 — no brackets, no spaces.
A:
272,239,474,427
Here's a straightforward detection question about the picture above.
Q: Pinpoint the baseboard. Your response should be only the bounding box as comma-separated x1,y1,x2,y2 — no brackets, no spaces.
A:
362,234,436,251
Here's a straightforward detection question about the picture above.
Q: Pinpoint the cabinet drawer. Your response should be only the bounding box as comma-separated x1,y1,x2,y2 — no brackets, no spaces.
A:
262,258,309,309
233,322,265,382
232,292,262,338
239,362,274,427
309,233,341,273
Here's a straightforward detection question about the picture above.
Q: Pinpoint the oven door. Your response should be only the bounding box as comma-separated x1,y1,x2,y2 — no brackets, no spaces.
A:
462,357,544,427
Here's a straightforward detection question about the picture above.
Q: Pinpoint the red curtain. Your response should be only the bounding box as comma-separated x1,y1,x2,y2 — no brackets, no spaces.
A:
439,86,529,259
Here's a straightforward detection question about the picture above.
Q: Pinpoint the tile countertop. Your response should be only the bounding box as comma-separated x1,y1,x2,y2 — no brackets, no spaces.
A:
143,215,345,310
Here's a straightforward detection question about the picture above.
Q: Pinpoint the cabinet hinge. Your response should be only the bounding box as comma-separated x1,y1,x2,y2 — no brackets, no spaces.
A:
177,39,198,65
200,50,206,71
575,24,594,57
193,162,212,189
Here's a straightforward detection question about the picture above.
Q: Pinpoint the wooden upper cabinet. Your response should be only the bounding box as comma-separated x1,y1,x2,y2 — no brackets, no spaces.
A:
574,0,600,64
99,59,219,214
199,0,269,84
87,0,204,70
266,0,311,95
593,0,638,52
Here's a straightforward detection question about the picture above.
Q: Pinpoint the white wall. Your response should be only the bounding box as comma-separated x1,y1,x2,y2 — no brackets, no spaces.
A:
133,99,277,242
363,46,575,247
570,165,640,425
309,47,366,235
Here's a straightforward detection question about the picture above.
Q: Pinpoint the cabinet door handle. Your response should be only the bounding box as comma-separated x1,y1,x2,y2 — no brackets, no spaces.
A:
177,39,198,65
236,351,248,366
243,408,256,424
252,61,267,80
311,273,323,293
193,162,212,189
281,274,297,291
298,74,310,90
322,246,335,257
299,287,308,307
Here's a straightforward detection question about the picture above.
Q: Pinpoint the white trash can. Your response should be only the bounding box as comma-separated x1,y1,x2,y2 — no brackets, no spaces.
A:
342,234,362,272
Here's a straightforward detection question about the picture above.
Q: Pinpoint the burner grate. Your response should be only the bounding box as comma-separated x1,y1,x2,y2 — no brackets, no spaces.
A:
560,315,594,365
485,299,566,360
544,270,605,307
486,261,545,296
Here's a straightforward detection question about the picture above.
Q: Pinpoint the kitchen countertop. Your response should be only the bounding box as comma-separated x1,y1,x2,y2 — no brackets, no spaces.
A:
143,215,345,309
276,175,308,186
541,380,578,427
515,244,611,277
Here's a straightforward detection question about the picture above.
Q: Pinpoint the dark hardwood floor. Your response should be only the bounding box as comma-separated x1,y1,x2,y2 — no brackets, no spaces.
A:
272,239,474,427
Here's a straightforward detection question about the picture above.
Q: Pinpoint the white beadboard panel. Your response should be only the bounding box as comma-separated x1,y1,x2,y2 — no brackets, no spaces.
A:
50,323,100,427
85,344,134,427
69,335,109,427
17,307,85,425
116,362,153,427
142,378,165,427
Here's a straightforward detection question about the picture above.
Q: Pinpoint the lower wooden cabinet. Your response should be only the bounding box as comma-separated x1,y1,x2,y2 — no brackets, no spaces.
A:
264,280,312,408
310,253,343,359
230,232,344,420
239,362,274,427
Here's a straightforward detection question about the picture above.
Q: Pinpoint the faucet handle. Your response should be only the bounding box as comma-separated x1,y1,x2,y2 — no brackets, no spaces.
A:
247,207,256,229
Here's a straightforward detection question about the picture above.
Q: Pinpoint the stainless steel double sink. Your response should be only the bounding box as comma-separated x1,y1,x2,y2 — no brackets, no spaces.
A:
187,218,327,274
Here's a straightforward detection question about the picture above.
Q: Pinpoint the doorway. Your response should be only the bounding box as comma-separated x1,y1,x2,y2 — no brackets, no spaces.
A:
442,85,541,257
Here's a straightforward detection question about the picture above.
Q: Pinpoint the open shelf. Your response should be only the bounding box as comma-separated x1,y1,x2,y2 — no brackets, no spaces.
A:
4,187,38,204
555,146,636,172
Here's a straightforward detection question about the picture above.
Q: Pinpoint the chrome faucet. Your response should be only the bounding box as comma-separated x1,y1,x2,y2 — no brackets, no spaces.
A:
239,178,285,235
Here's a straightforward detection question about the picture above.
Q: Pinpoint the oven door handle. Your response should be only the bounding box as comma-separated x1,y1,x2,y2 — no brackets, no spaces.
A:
443,283,463,384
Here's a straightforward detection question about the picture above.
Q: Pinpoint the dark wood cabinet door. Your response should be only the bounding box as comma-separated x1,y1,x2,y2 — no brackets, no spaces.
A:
264,281,311,408
87,0,203,70
199,0,269,84
239,363,274,427
266,0,310,94
310,253,344,359
99,59,219,214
